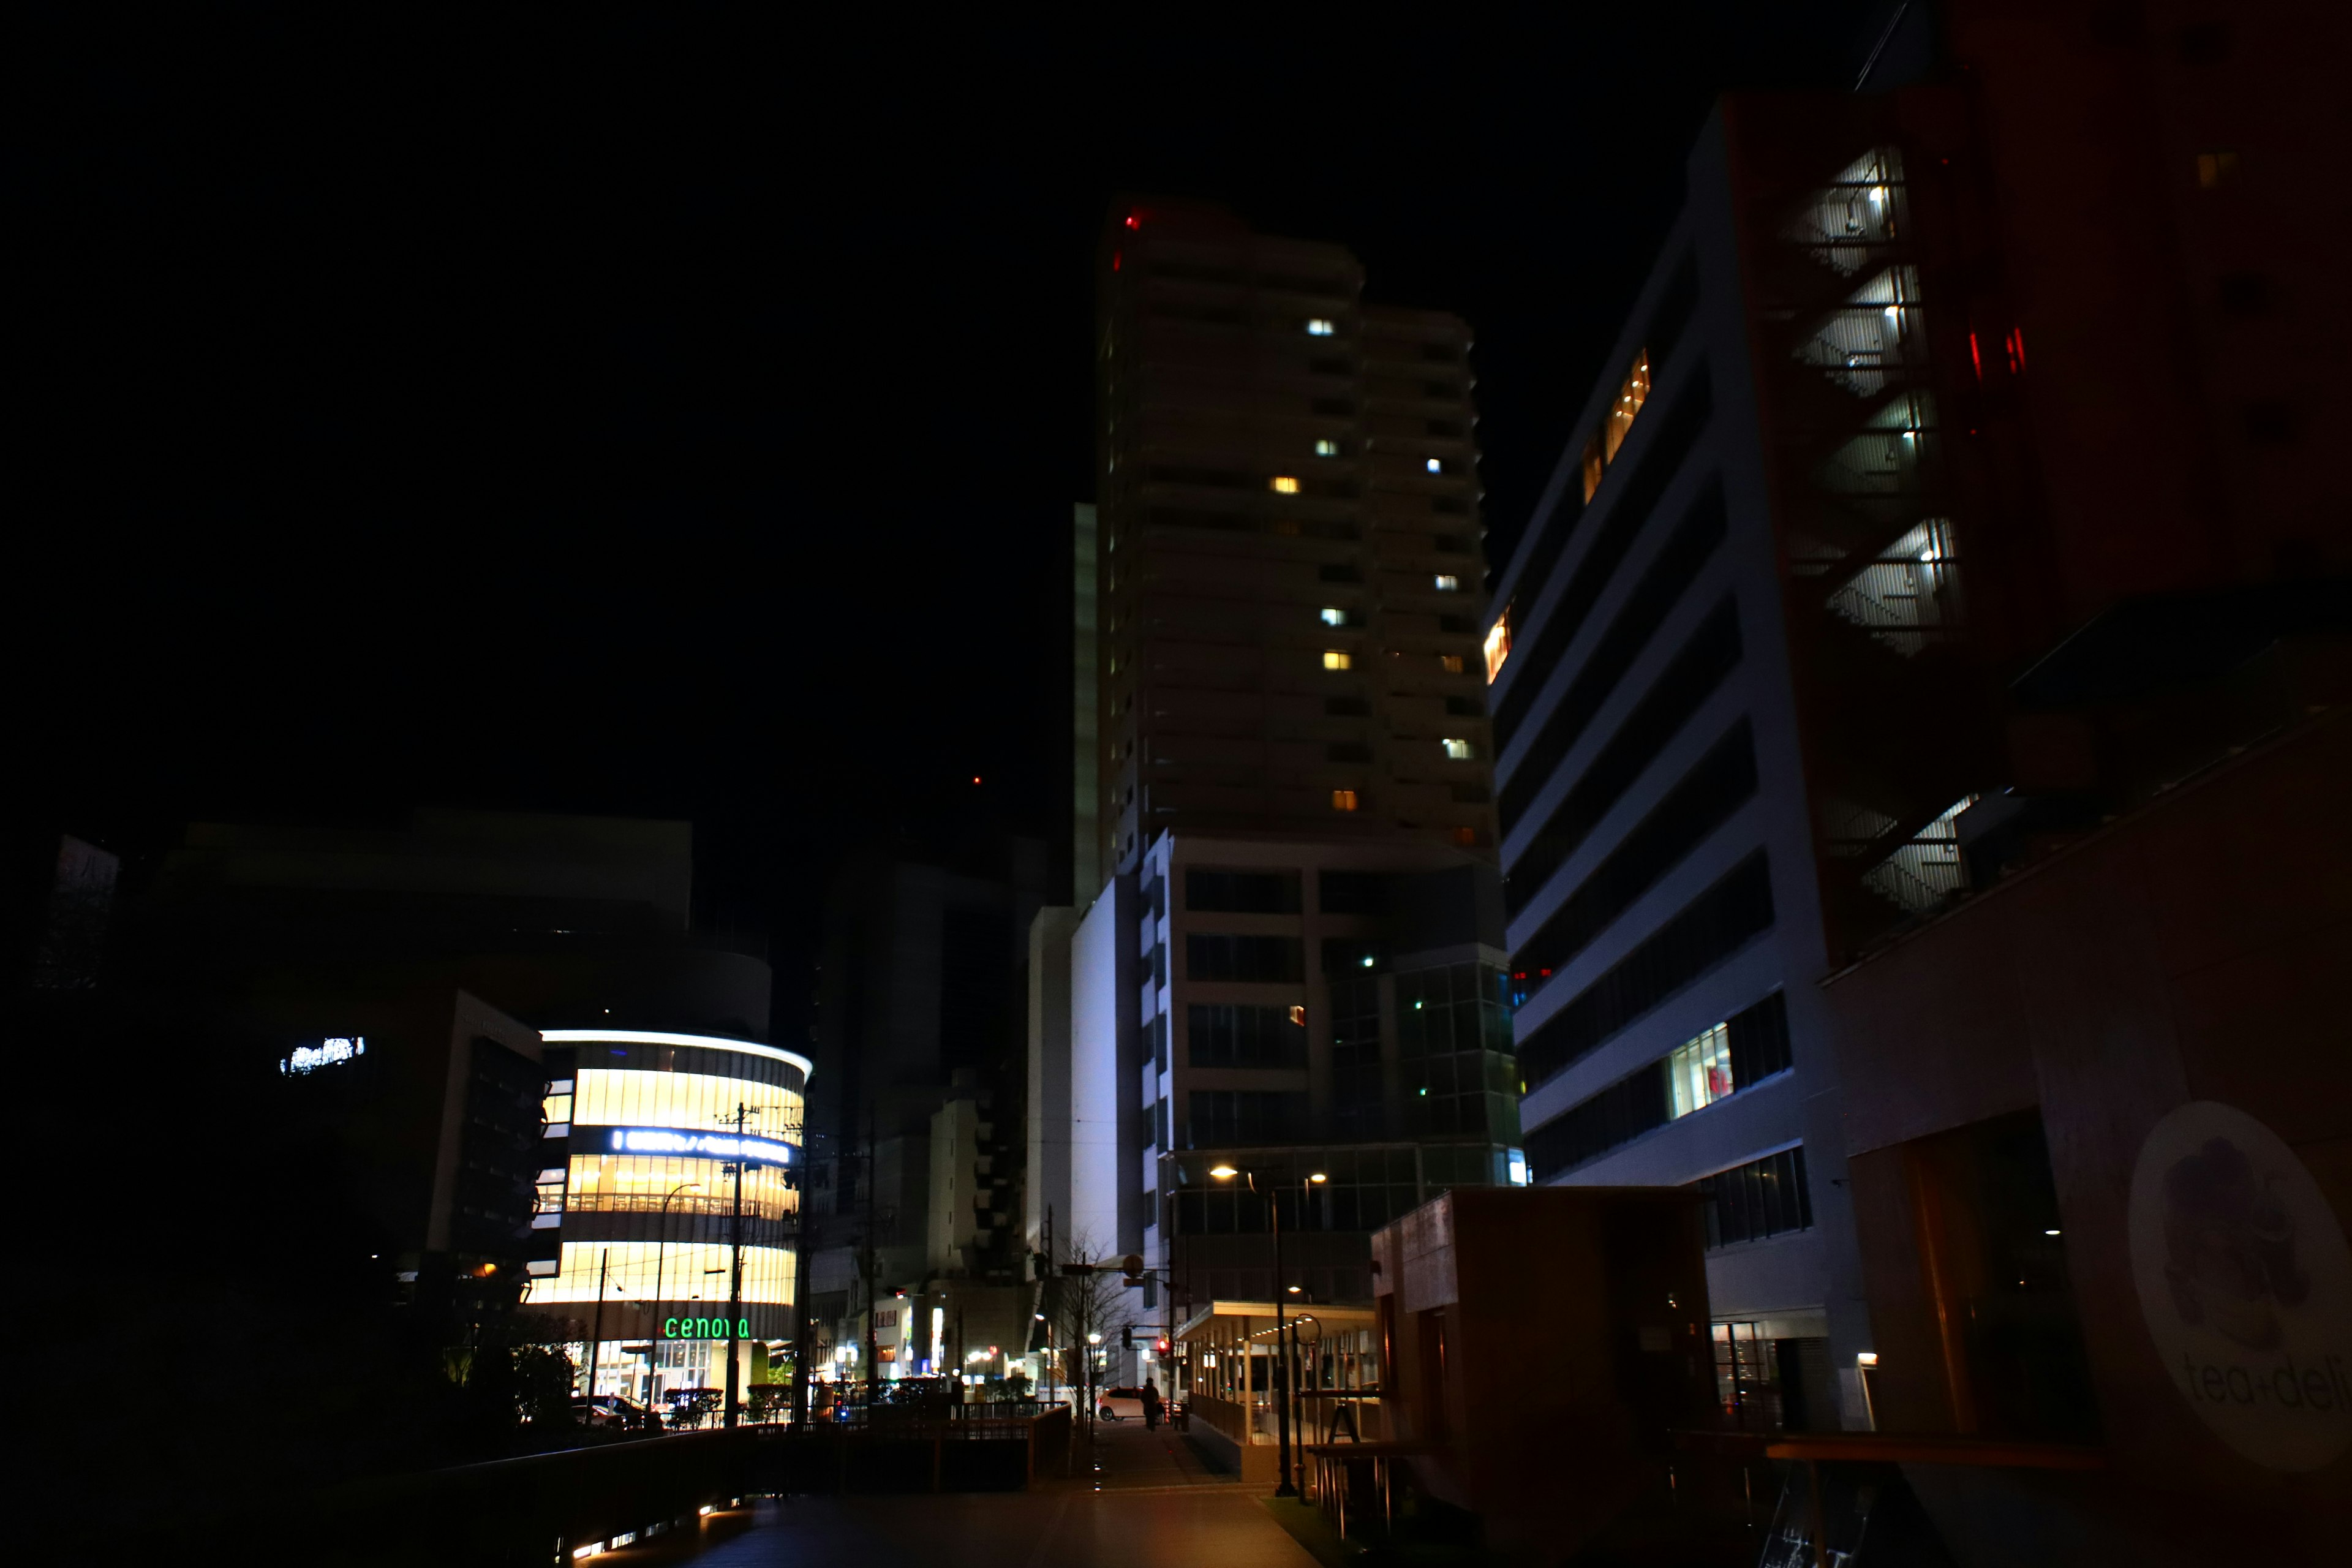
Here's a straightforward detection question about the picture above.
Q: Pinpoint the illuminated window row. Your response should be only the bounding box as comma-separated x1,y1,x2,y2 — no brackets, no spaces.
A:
565,1153,797,1220
1327,650,1471,676
525,1240,796,1308
570,1068,801,1142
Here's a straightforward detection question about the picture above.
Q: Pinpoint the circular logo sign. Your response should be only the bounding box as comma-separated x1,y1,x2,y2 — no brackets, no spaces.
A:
2127,1101,2352,1472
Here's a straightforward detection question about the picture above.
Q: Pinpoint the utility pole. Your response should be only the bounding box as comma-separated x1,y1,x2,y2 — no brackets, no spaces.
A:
1164,1191,1178,1405
862,1104,880,1412
791,1126,818,1428
1042,1203,1055,1411
725,1102,748,1430
1273,1185,1295,1494
587,1248,610,1403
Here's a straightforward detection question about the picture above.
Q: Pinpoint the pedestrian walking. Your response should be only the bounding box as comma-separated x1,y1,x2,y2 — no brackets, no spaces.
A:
1141,1380,1163,1431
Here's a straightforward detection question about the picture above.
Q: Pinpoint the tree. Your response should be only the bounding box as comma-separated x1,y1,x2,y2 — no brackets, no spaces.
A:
1047,1229,1133,1442
511,1345,576,1429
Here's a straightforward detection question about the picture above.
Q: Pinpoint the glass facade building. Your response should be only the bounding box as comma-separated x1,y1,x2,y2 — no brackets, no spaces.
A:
523,1030,809,1401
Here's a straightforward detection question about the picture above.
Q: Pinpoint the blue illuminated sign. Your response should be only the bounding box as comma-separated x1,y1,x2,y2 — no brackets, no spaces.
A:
585,1126,796,1168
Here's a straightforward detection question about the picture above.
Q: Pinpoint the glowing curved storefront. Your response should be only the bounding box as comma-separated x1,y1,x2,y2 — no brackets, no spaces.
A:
524,1030,807,1401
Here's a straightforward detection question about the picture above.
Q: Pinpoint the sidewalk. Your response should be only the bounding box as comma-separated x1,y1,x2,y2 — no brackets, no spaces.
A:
1078,1416,1238,1491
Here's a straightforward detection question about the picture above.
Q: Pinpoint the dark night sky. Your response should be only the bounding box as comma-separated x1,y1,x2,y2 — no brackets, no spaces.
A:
19,6,1888,1027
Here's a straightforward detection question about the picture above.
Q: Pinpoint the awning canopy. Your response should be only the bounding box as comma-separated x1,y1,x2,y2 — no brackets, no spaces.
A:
1174,1299,1376,1346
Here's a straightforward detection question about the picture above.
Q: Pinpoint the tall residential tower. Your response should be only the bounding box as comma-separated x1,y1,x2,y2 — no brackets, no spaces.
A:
1033,207,1526,1397
1091,200,1498,873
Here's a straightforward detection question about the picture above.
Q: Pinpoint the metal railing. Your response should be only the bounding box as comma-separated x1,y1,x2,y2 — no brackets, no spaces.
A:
1303,1441,1411,1542
554,1192,797,1222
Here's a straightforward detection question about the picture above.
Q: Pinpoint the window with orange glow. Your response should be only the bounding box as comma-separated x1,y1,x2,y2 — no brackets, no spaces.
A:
1270,475,1301,494
1332,790,1360,812
1323,650,1354,671
1439,654,1465,675
2195,151,2240,189
1580,349,1651,502
1482,609,1512,682
1604,350,1651,464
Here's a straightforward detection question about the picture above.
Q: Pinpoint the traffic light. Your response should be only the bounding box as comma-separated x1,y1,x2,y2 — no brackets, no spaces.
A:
1155,1337,1171,1355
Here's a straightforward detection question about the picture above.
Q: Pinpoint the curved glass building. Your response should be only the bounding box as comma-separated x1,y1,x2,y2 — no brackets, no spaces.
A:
524,1029,809,1403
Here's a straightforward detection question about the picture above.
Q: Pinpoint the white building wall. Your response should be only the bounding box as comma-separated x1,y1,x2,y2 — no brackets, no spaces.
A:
1068,889,1123,1256
1487,111,1869,1412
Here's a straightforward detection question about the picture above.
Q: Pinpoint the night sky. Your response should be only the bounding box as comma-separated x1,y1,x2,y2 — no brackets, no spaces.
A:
20,6,1886,1027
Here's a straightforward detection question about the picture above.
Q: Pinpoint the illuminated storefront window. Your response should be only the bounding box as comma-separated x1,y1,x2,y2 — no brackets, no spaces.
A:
529,1239,797,1308
570,1068,798,1143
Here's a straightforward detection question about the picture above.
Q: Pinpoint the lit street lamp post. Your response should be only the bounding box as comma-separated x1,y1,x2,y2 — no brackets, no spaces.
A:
647,1182,703,1412
1210,1164,1325,1498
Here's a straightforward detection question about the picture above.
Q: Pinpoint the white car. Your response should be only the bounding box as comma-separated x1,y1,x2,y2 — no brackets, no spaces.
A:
1094,1386,1148,1422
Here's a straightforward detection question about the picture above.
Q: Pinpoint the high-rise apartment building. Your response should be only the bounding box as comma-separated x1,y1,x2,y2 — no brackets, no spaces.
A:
1033,207,1525,1389
1090,200,1498,875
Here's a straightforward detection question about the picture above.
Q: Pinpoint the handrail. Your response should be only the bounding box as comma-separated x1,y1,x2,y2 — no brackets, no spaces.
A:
1763,1433,2106,1469
1671,1428,2105,1470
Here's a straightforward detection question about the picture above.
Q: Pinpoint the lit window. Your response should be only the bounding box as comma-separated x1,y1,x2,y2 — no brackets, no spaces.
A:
1425,458,1442,473
1482,609,1512,682
1433,574,1459,592
1270,475,1300,494
1580,349,1652,502
1667,1023,1733,1118
1439,654,1465,675
1306,319,1335,336
1322,650,1353,671
1441,737,1475,760
1605,350,1651,464
1331,789,1359,812
2195,151,2240,189
1319,607,1346,627
1314,439,1340,456
1452,826,1479,847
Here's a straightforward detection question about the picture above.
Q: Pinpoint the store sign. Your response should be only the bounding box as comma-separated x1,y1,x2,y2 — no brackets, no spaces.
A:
2127,1100,2352,1472
663,1316,750,1340
595,1126,795,1167
280,1036,365,1075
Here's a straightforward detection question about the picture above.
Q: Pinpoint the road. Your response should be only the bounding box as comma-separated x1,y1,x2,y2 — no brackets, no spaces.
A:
606,1420,1316,1568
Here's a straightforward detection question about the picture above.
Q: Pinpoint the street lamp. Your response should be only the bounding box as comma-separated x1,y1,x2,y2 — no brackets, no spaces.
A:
1210,1165,1325,1498
647,1182,703,1411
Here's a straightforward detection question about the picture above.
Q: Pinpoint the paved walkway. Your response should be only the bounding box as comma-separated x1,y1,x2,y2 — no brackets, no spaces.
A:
609,1420,1295,1568
630,1487,1310,1568
1080,1415,1234,1491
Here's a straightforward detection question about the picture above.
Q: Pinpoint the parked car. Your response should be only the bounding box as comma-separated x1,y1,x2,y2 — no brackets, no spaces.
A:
663,1387,722,1428
1094,1386,1147,1422
575,1395,651,1429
